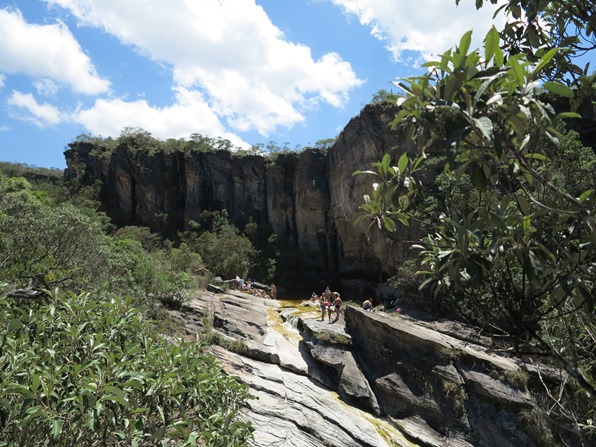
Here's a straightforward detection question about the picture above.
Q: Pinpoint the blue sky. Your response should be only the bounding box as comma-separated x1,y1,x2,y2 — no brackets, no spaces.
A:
0,0,536,168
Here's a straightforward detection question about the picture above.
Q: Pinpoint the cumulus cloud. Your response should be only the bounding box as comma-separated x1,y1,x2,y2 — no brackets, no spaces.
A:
329,0,506,61
0,74,5,89
45,0,363,135
0,8,110,95
7,91,63,127
73,87,248,147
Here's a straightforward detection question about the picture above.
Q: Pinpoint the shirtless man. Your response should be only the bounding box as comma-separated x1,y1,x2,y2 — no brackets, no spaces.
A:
332,293,342,321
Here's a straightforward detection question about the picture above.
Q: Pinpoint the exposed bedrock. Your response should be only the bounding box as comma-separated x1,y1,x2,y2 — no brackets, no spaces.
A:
172,291,578,447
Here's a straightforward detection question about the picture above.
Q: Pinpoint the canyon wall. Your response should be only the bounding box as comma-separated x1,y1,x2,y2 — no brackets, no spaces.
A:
64,104,420,289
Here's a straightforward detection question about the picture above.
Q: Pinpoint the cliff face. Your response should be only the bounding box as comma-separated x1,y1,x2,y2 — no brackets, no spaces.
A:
64,104,416,287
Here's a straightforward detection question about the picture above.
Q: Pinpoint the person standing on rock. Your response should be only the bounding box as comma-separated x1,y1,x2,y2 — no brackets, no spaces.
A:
327,298,334,322
332,293,342,322
320,297,328,321
270,283,277,299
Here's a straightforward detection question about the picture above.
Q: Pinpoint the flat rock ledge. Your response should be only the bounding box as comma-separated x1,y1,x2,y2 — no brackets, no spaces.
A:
176,291,576,447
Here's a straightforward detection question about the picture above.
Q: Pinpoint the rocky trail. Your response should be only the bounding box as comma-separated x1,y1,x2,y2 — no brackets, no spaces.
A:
167,289,573,447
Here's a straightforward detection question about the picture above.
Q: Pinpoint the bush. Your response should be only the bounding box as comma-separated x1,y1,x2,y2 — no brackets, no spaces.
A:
0,173,205,310
0,291,253,446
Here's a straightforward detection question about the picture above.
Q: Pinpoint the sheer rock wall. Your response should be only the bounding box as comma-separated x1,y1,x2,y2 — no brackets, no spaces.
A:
64,104,418,287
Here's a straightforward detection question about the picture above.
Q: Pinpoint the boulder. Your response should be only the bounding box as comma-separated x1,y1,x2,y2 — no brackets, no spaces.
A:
343,306,540,447
302,319,380,415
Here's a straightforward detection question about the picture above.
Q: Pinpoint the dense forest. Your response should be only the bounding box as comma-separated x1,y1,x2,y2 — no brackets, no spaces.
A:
1,0,595,446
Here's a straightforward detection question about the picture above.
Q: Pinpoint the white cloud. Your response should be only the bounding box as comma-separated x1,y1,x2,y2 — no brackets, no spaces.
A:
73,87,248,147
0,7,110,94
45,0,363,135
0,74,5,90
7,90,63,127
329,0,506,61
0,124,9,132
34,78,59,96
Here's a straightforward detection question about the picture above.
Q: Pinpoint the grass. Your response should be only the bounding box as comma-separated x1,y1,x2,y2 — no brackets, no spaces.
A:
490,367,529,389
519,408,555,446
316,329,352,346
204,330,250,355
442,380,467,414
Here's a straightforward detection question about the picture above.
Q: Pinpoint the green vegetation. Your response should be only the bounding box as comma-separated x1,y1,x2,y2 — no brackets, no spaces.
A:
179,211,276,283
0,174,204,308
204,331,251,356
491,368,529,390
357,0,595,443
315,329,352,347
0,291,253,447
73,127,243,158
73,128,314,161
0,162,63,181
442,381,467,414
519,408,557,447
0,170,255,445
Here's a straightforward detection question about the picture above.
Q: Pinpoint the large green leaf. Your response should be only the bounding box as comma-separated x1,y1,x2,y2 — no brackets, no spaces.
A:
532,47,558,75
543,81,574,98
508,56,526,86
484,26,500,62
397,152,409,174
458,30,473,57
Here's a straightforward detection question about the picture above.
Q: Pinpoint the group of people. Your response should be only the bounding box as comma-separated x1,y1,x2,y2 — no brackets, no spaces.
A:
234,276,396,318
235,276,277,299
235,276,250,290
309,288,385,322
363,297,401,313
311,287,343,322
245,287,271,299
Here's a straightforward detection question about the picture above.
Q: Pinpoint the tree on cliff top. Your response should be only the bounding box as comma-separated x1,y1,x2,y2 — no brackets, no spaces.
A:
358,0,595,442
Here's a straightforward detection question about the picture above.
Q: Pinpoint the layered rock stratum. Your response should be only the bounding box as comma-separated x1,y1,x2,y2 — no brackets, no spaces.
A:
170,290,577,447
64,104,419,289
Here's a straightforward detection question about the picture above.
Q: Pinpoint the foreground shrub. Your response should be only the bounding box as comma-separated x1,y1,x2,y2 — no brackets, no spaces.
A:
0,291,253,446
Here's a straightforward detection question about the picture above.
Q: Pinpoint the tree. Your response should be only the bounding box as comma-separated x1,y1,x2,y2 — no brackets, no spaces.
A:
0,174,107,291
192,211,257,279
371,89,395,104
0,171,254,445
314,138,336,150
358,1,595,442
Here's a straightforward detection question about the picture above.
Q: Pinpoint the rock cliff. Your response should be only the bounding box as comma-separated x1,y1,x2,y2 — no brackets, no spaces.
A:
64,104,419,290
173,290,581,447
